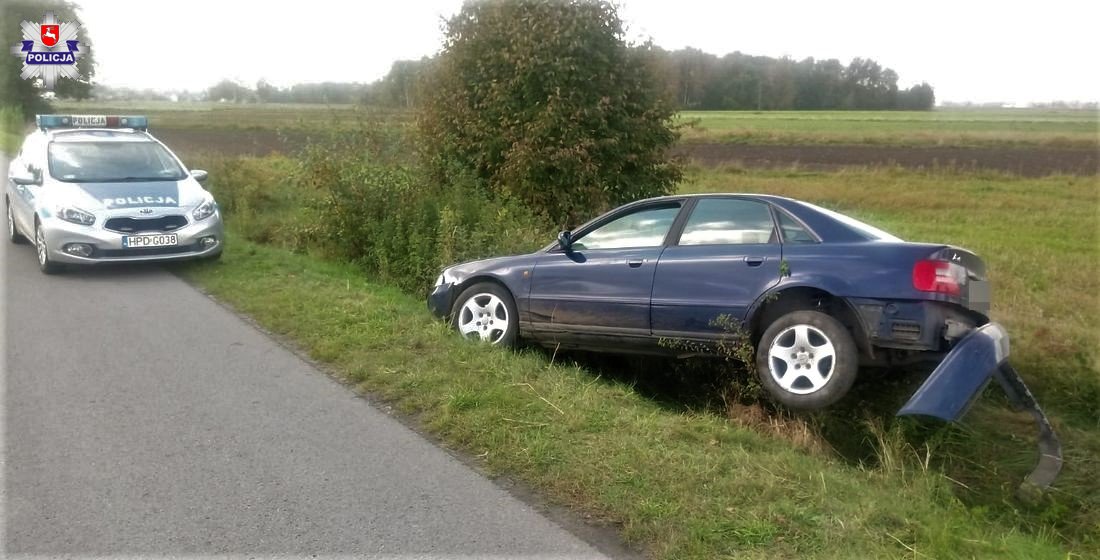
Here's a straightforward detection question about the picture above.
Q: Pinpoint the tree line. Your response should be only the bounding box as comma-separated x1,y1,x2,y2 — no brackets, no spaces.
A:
189,48,934,111
651,49,935,110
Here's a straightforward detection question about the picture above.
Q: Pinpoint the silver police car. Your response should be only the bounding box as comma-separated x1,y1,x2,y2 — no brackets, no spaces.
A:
5,115,223,273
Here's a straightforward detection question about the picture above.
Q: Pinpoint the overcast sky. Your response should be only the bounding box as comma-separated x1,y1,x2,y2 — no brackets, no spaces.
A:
75,0,1098,105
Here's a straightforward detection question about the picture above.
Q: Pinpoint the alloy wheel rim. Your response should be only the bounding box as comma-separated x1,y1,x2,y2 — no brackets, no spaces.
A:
457,293,509,343
36,226,47,265
767,324,836,395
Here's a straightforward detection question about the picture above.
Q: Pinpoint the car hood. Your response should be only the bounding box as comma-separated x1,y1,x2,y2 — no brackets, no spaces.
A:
43,178,210,212
442,253,539,281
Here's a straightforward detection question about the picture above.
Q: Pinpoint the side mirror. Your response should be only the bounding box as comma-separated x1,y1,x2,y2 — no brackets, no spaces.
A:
557,230,572,252
10,169,40,186
190,169,208,182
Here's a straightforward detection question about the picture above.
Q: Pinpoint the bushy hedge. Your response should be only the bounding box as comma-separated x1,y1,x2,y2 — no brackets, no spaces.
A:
299,133,552,292
202,125,552,293
1,105,25,152
195,155,316,251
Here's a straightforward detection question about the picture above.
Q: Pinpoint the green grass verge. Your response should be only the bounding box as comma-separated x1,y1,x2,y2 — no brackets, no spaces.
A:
180,238,1076,559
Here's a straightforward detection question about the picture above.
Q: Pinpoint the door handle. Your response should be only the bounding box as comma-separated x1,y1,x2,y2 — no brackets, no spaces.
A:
627,258,645,268
744,256,765,267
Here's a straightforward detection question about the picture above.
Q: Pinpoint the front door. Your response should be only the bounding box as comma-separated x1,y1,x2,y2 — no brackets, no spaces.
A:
528,202,682,338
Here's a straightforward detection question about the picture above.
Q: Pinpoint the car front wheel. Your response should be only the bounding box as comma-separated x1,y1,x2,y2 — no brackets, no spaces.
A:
755,310,858,410
451,282,518,347
6,201,25,244
35,221,62,274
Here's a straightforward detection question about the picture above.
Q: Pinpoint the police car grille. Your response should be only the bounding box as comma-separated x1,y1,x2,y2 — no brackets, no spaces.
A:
104,215,188,233
98,244,199,258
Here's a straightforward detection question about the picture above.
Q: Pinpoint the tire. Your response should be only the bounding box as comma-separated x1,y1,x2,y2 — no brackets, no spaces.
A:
755,310,858,410
34,220,63,275
451,282,518,347
6,200,25,244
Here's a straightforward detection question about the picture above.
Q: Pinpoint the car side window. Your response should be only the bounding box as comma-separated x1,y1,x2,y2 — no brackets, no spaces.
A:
678,199,776,245
776,211,817,243
572,204,681,250
19,136,43,175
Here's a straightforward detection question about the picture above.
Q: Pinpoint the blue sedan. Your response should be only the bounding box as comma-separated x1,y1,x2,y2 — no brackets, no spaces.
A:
428,193,1060,488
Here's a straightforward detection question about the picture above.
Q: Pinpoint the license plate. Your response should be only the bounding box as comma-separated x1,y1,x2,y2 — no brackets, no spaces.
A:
968,280,991,313
969,280,990,303
122,234,177,248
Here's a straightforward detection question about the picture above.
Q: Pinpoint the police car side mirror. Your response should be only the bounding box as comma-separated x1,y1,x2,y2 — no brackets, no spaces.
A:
10,169,40,186
190,169,208,182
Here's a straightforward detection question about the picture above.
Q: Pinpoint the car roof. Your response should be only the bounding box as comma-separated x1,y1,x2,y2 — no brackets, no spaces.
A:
625,193,901,243
44,129,156,143
628,192,798,206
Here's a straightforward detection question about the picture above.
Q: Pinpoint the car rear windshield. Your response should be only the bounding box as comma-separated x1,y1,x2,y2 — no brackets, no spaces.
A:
801,201,902,242
48,141,187,183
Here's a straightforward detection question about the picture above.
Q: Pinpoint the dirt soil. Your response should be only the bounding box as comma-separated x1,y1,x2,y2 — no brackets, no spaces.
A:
674,142,1098,176
154,128,314,159
156,128,1099,176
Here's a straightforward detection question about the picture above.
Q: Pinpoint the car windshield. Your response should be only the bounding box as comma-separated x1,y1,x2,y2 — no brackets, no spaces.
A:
48,141,187,183
800,201,902,241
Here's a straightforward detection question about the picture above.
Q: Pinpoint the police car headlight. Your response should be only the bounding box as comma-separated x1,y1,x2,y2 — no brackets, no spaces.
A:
434,273,445,287
56,206,95,226
192,198,217,221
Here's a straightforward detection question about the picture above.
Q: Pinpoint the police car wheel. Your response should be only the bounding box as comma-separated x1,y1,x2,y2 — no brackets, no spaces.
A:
34,221,62,275
6,201,25,244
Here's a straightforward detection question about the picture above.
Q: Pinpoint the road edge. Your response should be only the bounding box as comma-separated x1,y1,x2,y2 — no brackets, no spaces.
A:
173,270,645,560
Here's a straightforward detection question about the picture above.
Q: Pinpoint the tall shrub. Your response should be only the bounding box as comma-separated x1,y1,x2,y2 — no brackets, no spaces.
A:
298,128,552,291
419,0,682,226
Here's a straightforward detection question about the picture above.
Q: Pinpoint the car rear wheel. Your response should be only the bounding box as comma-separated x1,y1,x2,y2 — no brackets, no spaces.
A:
755,310,857,410
6,201,25,244
451,282,518,347
35,220,62,275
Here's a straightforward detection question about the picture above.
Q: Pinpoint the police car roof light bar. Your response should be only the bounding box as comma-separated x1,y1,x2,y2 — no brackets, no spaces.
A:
36,114,148,131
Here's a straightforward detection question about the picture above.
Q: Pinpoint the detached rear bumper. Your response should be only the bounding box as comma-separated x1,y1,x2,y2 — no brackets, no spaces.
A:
897,323,1063,492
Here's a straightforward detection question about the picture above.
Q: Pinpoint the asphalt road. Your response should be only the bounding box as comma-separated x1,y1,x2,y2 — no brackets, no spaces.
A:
1,155,609,558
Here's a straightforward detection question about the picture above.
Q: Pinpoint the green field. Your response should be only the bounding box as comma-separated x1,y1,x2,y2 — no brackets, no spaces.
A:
679,109,1100,148
53,100,390,130
48,101,1100,150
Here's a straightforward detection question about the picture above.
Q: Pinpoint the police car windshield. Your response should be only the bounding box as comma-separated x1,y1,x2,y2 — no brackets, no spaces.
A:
48,141,187,183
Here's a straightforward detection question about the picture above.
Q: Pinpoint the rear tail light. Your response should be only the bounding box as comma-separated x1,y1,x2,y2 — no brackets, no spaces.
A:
913,259,965,296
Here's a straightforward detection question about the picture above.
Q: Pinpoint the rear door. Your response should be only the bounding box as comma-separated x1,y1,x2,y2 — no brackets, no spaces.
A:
528,201,683,338
651,197,783,339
